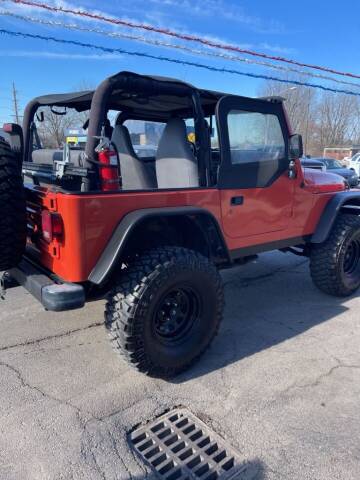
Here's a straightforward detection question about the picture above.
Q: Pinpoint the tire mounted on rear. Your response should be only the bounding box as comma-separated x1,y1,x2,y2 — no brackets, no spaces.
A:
0,139,26,271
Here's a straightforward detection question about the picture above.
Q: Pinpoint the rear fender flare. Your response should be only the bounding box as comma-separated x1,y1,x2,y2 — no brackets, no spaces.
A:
311,191,360,244
88,207,229,285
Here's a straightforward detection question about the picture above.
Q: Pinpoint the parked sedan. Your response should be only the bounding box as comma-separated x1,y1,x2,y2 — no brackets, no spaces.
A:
319,157,359,187
134,144,157,158
349,153,360,176
300,158,326,171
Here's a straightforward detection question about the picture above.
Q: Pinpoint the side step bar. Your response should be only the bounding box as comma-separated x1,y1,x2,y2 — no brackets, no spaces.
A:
8,258,85,312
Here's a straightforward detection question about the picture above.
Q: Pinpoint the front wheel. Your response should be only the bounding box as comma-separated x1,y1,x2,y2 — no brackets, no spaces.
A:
310,213,360,297
105,247,224,378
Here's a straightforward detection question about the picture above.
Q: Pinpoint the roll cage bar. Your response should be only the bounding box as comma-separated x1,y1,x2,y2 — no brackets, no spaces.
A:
84,74,210,190
22,71,285,192
23,72,214,191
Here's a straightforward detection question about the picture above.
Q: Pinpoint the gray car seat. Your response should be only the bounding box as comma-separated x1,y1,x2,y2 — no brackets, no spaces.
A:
111,125,157,190
156,118,199,188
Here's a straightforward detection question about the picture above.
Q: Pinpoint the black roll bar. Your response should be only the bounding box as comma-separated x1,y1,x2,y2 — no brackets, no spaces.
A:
85,73,208,191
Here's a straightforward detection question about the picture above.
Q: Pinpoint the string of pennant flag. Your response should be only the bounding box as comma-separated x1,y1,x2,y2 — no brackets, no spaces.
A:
2,28,360,98
1,11,360,91
4,0,360,81
1,0,360,97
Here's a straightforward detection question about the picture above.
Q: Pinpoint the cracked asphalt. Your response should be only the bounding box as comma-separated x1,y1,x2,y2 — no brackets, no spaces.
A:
1,251,360,480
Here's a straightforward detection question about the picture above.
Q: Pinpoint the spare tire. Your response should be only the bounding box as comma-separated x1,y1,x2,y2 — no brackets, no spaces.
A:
0,139,26,271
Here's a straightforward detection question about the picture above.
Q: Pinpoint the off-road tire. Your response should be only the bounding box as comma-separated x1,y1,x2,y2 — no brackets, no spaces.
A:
0,139,26,271
310,213,360,297
105,246,224,378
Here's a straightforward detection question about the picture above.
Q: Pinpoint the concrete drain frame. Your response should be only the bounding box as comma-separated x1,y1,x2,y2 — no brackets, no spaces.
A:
129,408,247,480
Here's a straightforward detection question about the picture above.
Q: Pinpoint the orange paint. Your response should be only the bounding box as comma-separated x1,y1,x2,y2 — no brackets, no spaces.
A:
25,159,346,283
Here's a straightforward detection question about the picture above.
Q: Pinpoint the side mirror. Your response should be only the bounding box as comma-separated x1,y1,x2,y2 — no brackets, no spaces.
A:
289,134,303,160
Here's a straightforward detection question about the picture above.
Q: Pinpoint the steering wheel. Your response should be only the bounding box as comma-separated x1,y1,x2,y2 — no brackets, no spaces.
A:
189,141,197,157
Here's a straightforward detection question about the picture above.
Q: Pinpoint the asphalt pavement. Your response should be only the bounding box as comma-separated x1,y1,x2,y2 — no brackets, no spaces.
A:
1,251,359,480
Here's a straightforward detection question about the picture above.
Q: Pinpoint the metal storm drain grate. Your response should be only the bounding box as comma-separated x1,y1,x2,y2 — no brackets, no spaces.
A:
129,408,247,480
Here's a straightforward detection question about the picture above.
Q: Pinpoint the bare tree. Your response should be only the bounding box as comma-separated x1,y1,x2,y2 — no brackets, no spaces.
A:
260,76,360,156
37,107,94,148
316,93,358,146
35,80,95,148
36,108,72,148
259,76,317,154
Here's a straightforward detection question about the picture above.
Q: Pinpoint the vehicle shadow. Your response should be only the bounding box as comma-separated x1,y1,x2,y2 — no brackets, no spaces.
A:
172,253,351,383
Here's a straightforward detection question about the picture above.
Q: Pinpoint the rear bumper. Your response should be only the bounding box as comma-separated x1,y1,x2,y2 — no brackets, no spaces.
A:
8,258,85,312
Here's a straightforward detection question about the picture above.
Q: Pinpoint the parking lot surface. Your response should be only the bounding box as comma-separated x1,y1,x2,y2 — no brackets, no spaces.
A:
1,251,359,480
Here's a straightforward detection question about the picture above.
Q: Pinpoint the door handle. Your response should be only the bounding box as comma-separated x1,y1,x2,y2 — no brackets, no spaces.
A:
231,196,244,206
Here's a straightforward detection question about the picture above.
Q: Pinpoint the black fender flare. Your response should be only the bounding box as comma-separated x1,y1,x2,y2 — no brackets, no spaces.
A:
88,207,230,285
311,191,360,244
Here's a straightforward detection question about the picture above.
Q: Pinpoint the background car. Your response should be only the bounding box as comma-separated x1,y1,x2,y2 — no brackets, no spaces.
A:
133,144,157,158
300,157,326,171
349,153,360,176
319,157,359,187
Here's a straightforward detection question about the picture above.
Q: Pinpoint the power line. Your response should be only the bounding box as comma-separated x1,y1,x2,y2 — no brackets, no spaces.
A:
2,10,360,90
6,0,360,81
2,28,360,97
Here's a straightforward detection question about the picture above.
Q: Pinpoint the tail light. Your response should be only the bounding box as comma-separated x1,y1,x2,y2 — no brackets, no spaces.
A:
98,146,120,192
41,210,63,243
3,123,15,133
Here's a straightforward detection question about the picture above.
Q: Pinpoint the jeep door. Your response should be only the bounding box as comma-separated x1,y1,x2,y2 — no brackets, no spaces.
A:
216,95,294,239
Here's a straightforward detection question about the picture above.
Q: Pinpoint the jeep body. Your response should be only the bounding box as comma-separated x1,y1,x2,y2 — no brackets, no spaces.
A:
2,71,360,376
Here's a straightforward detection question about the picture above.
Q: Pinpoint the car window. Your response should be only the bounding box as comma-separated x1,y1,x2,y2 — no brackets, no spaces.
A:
205,116,219,149
34,106,89,149
326,160,342,169
227,110,285,165
123,120,165,157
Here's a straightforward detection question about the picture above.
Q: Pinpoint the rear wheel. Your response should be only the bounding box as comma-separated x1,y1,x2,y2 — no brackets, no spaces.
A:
105,247,224,377
310,213,360,296
0,139,26,271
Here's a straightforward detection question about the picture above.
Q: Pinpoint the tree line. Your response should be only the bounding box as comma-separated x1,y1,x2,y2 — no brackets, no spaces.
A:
33,77,360,156
260,76,360,156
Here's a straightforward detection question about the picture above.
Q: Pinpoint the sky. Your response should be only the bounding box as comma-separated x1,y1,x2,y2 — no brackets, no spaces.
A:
0,0,359,124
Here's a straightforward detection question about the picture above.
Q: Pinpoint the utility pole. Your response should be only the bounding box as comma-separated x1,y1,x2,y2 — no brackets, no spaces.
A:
12,82,20,124
304,88,311,156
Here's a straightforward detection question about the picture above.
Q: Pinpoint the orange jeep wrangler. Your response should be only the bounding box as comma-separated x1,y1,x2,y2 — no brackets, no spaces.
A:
1,71,360,377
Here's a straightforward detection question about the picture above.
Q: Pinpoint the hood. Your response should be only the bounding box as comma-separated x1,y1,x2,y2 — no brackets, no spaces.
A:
329,168,357,178
303,168,346,193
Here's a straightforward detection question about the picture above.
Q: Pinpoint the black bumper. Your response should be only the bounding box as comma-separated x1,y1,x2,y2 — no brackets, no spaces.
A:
8,258,85,312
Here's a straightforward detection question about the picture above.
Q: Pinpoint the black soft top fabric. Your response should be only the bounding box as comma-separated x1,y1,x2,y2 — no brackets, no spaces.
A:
32,71,224,116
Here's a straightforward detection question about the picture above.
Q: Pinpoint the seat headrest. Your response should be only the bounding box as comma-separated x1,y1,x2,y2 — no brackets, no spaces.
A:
156,118,192,158
112,125,137,157
163,118,187,138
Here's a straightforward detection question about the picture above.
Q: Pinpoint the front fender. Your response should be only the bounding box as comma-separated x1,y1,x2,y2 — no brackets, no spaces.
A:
311,191,360,243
